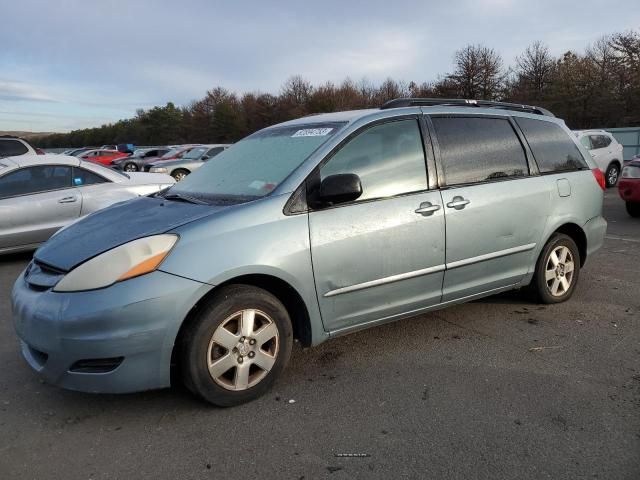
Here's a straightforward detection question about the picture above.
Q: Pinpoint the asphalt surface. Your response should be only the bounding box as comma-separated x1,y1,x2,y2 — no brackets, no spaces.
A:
0,190,638,479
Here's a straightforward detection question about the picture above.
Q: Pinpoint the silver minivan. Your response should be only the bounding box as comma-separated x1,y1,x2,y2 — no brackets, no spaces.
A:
12,99,607,406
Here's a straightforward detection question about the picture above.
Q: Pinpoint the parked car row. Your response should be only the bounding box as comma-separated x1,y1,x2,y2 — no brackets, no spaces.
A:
60,143,230,181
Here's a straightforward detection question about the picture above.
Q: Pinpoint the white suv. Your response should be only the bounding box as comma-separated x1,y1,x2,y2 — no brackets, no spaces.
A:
0,136,37,158
574,130,624,187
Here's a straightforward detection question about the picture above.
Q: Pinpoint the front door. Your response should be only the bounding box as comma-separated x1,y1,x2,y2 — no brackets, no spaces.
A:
308,117,445,332
0,165,81,250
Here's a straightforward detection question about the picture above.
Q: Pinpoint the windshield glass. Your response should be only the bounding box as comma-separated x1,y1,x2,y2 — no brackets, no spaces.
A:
181,147,209,160
170,123,344,200
160,147,184,159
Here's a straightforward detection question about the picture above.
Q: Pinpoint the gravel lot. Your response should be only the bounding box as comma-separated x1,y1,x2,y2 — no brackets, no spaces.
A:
0,190,638,479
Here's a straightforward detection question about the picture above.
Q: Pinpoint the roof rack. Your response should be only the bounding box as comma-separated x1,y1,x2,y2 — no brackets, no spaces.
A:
380,98,555,117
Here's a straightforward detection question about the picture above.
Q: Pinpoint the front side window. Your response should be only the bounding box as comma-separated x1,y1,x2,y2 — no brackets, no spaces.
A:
0,140,29,157
515,117,588,173
432,116,528,186
580,136,592,149
319,119,428,201
0,165,72,199
171,122,344,201
206,147,225,158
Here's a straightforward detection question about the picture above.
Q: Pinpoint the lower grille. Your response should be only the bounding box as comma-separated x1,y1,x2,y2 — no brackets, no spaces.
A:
69,357,124,374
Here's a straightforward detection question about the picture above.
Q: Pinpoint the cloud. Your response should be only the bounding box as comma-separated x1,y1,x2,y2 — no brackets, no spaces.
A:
0,80,57,103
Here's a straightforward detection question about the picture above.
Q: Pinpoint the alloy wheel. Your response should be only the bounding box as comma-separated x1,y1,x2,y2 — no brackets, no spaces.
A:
124,163,138,172
607,166,619,186
544,246,575,297
206,309,279,391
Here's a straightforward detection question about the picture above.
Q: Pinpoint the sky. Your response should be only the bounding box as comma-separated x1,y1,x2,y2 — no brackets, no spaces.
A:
1,0,639,132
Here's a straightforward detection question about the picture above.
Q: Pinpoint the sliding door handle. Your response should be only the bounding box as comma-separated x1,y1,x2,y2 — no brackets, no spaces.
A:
446,196,470,210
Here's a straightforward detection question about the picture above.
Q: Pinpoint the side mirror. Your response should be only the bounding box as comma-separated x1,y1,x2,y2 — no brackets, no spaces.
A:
201,155,210,161
318,173,362,205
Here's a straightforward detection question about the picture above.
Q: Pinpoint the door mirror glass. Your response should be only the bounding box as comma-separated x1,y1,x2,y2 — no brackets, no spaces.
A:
318,173,362,205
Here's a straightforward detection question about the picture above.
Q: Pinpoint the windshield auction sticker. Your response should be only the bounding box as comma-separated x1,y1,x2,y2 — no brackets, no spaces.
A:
291,128,333,137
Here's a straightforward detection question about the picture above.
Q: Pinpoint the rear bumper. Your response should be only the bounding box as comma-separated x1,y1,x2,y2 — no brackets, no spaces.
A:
584,215,607,260
618,179,640,203
12,269,212,394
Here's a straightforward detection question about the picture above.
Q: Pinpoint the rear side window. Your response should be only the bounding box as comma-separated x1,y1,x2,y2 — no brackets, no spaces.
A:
0,165,71,199
431,116,528,186
515,118,588,173
320,119,428,201
591,135,611,149
0,139,29,157
72,167,108,186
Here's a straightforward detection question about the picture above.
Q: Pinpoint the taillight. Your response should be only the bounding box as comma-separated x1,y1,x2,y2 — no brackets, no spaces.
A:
592,168,606,191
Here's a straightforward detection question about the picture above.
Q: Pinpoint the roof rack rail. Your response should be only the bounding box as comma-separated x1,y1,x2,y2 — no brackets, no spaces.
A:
380,98,555,117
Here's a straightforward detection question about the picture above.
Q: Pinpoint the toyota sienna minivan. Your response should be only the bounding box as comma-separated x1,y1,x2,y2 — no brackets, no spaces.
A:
12,98,607,406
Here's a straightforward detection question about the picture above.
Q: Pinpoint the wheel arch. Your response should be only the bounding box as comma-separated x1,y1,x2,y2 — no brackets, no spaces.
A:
549,222,588,267
171,273,313,382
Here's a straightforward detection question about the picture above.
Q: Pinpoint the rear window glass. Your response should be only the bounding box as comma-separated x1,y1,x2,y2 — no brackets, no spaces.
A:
431,116,529,186
515,118,588,173
0,139,29,157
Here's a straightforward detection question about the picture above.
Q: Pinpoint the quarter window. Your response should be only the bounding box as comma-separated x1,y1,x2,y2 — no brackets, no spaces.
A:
72,167,108,186
431,116,528,186
515,117,588,173
0,165,72,199
319,119,428,201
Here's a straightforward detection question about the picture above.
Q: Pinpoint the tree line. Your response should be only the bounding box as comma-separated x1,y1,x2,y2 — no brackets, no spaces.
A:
35,30,640,148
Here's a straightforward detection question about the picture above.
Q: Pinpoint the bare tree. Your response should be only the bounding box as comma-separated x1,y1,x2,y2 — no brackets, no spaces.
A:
448,44,504,99
515,41,554,100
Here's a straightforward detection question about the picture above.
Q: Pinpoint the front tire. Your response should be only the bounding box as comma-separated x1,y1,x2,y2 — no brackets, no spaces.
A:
530,233,580,304
180,285,292,407
172,169,189,181
626,202,640,218
123,162,138,172
605,163,620,187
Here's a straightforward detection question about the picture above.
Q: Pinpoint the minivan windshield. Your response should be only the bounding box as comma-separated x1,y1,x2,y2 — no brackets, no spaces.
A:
168,122,344,201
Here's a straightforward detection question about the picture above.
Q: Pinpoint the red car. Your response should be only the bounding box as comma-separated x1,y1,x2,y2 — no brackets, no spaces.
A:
80,149,129,166
618,159,640,217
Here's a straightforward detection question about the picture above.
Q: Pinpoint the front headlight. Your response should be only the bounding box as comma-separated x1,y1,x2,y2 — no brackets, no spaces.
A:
621,166,640,178
54,234,178,292
150,167,168,173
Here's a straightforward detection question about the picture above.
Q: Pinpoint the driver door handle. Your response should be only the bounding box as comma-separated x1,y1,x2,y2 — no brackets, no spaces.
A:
415,202,441,216
446,196,470,210
58,196,77,204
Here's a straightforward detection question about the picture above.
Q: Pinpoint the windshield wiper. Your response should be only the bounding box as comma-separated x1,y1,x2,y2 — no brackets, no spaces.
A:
162,192,209,205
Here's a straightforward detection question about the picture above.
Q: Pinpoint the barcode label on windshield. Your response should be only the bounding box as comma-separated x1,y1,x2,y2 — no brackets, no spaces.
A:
292,128,333,137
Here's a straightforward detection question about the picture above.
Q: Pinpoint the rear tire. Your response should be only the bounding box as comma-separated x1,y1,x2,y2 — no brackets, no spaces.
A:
626,202,640,218
605,163,620,187
530,233,580,304
180,285,292,407
123,162,138,172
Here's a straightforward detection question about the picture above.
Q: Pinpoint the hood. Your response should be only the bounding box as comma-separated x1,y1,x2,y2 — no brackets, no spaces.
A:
124,171,175,185
35,196,228,272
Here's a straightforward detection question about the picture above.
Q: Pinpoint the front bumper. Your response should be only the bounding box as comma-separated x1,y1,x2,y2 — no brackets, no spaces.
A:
12,269,211,394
